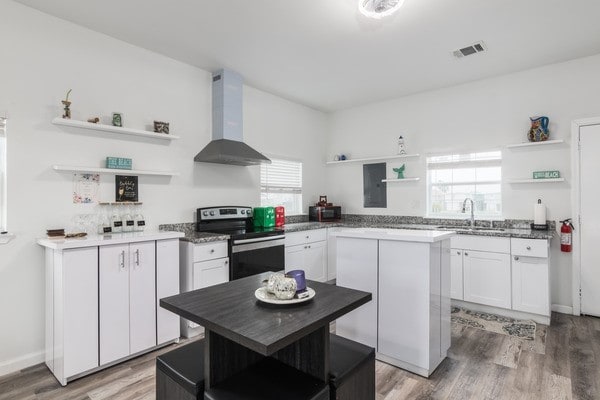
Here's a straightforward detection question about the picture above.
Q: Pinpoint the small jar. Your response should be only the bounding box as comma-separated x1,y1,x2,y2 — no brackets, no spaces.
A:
274,277,297,300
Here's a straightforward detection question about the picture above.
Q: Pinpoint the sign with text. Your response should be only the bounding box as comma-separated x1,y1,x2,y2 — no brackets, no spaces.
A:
115,175,138,202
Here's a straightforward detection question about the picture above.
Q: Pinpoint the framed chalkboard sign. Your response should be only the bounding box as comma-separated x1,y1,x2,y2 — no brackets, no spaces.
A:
115,175,138,202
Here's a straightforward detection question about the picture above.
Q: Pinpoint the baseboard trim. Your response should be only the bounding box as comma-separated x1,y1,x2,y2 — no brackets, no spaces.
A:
551,304,574,314
0,350,45,378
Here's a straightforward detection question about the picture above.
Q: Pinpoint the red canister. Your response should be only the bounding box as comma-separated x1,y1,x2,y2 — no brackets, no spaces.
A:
275,206,285,227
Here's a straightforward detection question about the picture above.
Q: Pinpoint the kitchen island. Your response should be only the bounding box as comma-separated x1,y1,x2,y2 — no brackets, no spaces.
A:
160,273,372,398
331,227,455,377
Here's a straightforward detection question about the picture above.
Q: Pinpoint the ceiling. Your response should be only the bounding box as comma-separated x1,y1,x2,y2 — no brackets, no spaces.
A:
14,0,600,112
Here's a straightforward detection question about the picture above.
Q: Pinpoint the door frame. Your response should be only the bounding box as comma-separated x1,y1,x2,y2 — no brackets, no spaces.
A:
571,117,600,316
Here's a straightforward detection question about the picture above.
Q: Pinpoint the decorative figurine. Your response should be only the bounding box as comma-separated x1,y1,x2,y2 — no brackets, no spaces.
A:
61,89,72,119
397,135,406,155
153,121,170,134
528,116,549,142
112,112,123,127
393,164,406,179
87,117,100,124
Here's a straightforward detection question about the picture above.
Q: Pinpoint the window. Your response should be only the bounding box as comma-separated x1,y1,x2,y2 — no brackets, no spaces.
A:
0,117,6,230
260,158,303,215
427,150,502,218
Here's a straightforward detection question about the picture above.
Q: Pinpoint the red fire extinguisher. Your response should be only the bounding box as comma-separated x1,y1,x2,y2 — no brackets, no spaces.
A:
560,219,574,252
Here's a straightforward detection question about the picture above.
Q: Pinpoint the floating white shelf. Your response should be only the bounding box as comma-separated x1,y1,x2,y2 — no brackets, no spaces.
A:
382,177,420,183
506,139,564,149
326,154,420,165
507,178,565,184
52,165,179,177
52,118,180,140
98,202,143,206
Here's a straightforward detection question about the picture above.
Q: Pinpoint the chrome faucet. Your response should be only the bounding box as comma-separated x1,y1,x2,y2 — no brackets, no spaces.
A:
462,198,475,228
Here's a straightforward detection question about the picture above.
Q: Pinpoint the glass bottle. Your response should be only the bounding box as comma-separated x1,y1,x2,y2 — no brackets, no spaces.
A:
134,204,146,232
122,204,135,233
111,206,123,233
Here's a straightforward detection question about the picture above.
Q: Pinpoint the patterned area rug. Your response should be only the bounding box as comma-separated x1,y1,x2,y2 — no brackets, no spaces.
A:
451,306,537,340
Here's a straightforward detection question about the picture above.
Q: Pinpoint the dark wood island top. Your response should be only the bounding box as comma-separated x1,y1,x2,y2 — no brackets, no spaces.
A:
160,272,372,355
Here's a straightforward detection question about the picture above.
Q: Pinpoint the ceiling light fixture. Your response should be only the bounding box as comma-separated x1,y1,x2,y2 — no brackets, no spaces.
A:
358,0,406,19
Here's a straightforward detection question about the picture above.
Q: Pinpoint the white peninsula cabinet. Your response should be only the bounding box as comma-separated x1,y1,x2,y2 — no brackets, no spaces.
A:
332,228,454,377
285,229,327,282
38,232,183,386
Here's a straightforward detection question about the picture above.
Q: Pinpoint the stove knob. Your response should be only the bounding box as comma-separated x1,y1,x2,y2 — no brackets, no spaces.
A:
240,210,245,214
209,211,215,216
202,211,208,216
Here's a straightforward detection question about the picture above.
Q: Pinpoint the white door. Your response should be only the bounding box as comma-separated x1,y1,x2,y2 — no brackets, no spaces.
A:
129,241,156,354
193,258,229,289
284,244,305,272
62,247,99,377
463,250,511,309
156,239,180,344
580,124,600,316
99,244,130,365
303,241,327,282
450,249,464,300
336,237,378,349
512,256,550,316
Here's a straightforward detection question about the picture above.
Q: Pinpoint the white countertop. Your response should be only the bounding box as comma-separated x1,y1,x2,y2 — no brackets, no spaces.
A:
37,231,184,250
330,227,456,242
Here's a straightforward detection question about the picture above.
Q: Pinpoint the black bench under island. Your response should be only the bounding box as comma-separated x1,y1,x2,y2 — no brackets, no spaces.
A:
159,272,374,400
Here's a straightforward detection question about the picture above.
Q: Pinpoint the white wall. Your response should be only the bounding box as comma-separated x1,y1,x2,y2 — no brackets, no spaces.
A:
328,53,600,310
0,0,328,375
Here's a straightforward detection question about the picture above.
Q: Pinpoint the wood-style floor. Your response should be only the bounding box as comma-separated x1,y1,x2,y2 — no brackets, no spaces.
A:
0,312,597,400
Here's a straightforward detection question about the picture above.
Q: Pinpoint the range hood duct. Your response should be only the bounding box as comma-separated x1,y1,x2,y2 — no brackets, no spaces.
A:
194,69,271,166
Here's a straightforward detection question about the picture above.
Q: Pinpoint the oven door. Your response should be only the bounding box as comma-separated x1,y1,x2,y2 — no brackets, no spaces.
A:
230,237,285,280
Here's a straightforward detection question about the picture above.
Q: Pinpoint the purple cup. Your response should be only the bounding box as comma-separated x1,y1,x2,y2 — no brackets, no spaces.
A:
286,270,307,292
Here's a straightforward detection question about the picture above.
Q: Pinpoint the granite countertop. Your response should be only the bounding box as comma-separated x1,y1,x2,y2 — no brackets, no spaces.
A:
180,231,230,244
282,221,554,240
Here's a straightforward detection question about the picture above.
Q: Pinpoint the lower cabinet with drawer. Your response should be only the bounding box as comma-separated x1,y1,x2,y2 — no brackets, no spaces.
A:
284,229,328,282
180,240,229,337
450,236,550,323
511,238,550,316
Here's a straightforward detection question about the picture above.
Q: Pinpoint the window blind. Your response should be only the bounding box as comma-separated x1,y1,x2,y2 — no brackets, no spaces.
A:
260,158,302,193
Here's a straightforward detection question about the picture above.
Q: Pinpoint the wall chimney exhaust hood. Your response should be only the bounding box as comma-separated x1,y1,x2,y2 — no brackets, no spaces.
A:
194,69,271,166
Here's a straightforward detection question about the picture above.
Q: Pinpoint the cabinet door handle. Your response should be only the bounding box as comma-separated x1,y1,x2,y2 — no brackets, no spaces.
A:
526,246,531,250
308,245,311,249
224,260,228,265
464,252,469,256
457,251,461,255
514,256,520,261
304,245,308,249
306,236,310,239
120,250,126,269
135,249,140,266
210,249,215,253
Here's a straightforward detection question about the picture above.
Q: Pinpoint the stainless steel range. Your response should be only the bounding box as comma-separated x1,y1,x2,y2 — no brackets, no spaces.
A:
196,206,285,280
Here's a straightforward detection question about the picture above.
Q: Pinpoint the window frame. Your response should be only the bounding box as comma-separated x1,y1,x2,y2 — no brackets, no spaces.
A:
426,150,502,219
0,117,6,231
260,156,303,215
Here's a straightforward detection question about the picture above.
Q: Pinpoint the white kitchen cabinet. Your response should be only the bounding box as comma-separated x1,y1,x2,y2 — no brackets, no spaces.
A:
378,240,445,374
336,237,379,349
180,240,229,338
511,239,550,317
39,232,183,386
463,250,511,309
99,241,156,365
334,229,452,378
450,249,464,300
45,247,99,384
284,229,328,282
156,239,181,345
193,258,229,289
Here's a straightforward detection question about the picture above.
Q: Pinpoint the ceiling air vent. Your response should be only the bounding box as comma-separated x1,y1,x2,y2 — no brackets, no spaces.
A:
453,41,487,59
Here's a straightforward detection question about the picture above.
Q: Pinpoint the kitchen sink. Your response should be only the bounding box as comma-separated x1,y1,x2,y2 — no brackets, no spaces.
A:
436,225,505,232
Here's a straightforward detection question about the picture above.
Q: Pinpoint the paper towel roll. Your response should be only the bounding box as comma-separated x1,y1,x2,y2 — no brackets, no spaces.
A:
534,199,546,225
